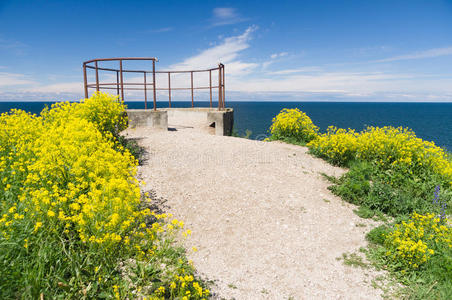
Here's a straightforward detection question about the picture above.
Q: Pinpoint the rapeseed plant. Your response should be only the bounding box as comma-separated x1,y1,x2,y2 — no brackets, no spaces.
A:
269,108,319,143
0,92,208,299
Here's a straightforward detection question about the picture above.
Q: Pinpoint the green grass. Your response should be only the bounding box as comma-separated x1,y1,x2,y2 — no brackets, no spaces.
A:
267,135,308,146
325,160,452,218
339,252,369,269
231,128,253,139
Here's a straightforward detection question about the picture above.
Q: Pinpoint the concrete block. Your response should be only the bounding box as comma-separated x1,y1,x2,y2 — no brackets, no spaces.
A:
126,109,168,129
207,109,234,136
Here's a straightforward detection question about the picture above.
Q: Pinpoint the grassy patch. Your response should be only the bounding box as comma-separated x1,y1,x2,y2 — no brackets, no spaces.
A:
339,252,369,269
231,128,252,139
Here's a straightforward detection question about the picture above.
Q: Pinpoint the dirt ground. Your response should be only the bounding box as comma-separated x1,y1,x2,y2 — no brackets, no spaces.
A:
124,124,383,300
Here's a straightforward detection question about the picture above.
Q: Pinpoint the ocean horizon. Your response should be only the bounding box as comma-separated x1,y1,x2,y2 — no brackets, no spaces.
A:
1,101,451,151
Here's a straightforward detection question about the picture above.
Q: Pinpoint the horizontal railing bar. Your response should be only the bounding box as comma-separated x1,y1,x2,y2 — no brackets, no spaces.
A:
87,86,154,91
84,57,158,64
156,68,220,73
87,85,221,90
155,86,220,91
87,82,155,86
85,66,149,73
85,65,221,74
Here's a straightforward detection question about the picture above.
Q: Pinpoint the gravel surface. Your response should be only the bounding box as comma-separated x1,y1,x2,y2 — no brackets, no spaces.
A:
124,124,384,300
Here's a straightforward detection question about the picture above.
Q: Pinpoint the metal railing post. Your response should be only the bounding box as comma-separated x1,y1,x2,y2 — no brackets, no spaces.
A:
116,71,120,95
119,60,124,101
168,72,171,108
222,64,225,109
152,60,157,111
218,65,222,110
209,69,212,108
144,72,147,110
95,61,100,92
83,63,88,98
191,71,194,107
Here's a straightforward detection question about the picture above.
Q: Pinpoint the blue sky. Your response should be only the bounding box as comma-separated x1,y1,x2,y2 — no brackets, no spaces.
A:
1,0,452,102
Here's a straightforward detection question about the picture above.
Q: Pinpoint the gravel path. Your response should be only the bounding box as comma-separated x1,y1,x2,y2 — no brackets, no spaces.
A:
124,125,383,300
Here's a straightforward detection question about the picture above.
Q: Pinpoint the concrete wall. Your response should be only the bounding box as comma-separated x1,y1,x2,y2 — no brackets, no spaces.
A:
126,108,234,136
126,109,168,129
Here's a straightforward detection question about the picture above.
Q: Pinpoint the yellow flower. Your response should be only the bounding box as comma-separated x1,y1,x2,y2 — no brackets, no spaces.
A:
33,221,43,233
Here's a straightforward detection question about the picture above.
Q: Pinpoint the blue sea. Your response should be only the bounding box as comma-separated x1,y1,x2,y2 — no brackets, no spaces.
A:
1,101,451,151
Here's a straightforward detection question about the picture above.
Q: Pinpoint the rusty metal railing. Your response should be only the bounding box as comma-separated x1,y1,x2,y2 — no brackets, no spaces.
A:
83,57,225,110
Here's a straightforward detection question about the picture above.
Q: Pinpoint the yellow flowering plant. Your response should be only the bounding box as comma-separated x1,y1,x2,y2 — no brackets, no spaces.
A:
384,212,451,270
308,126,359,165
0,93,208,299
269,108,319,143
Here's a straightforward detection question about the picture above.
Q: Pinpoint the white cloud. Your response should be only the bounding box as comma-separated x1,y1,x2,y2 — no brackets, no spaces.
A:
375,46,452,62
270,52,288,59
169,25,258,74
25,82,83,94
266,67,322,75
211,7,247,26
262,52,289,69
0,72,36,87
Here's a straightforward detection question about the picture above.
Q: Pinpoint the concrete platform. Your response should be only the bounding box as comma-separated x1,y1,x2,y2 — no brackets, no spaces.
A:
126,108,234,136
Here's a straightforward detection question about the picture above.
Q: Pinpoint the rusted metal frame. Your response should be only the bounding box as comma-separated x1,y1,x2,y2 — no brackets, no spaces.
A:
209,70,212,108
190,71,194,107
83,63,88,98
168,72,171,108
144,72,147,110
84,57,226,109
95,61,100,92
119,60,124,101
152,60,156,111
